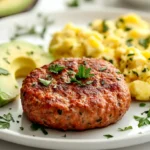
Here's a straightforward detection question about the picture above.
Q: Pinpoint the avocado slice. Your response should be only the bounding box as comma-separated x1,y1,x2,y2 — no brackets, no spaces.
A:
0,41,53,107
0,0,37,17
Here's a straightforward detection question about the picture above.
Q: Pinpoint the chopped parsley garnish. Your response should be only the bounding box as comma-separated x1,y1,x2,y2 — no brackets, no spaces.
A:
26,51,34,55
75,64,94,79
139,36,150,49
109,59,113,64
57,109,62,115
116,71,121,74
10,15,54,40
142,68,147,73
31,123,48,135
134,109,150,127
49,64,65,74
118,126,133,131
3,58,10,64
103,134,113,139
124,27,132,31
0,68,9,76
0,121,10,129
127,53,134,56
139,103,146,107
116,77,121,81
132,71,138,77
62,134,67,137
67,0,79,7
126,39,133,47
118,18,124,23
15,85,18,89
102,20,109,33
20,127,24,131
134,116,150,127
100,80,105,85
0,113,14,129
116,18,124,28
70,65,94,86
39,78,51,86
18,115,22,118
88,22,92,26
99,67,107,72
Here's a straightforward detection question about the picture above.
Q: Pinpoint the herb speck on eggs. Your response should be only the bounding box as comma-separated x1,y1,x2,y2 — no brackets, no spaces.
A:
126,39,133,47
26,51,34,56
124,27,132,31
127,53,134,57
102,20,109,33
142,68,147,73
139,36,150,49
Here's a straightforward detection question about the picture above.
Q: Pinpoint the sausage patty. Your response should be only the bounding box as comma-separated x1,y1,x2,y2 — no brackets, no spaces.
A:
21,58,131,131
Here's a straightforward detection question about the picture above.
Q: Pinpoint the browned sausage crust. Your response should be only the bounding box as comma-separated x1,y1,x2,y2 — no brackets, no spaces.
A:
21,58,131,131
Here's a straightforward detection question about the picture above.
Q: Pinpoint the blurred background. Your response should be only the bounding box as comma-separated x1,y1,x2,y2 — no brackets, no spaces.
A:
0,0,149,18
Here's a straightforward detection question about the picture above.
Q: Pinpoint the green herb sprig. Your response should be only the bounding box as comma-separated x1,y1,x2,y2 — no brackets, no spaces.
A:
139,36,150,49
118,126,133,131
10,14,54,40
103,134,113,139
75,64,94,79
70,64,94,86
49,64,65,74
31,123,48,135
0,113,14,129
134,109,150,127
102,20,109,33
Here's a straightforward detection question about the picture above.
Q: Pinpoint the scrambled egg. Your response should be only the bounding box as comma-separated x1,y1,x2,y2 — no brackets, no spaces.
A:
49,14,150,101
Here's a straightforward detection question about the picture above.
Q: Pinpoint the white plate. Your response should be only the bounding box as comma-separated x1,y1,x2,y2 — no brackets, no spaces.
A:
0,8,150,150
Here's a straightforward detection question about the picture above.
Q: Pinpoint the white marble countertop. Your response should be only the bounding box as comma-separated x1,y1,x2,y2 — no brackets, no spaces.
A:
0,0,150,149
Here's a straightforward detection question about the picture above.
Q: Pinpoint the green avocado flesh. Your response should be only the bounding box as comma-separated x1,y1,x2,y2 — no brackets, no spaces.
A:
0,41,53,107
0,0,37,17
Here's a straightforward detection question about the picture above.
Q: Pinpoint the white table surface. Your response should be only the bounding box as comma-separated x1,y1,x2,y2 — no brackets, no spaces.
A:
0,0,150,149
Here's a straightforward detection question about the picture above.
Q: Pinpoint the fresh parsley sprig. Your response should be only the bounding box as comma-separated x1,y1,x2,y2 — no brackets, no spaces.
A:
134,109,150,127
70,64,94,86
49,64,65,74
0,113,14,129
75,64,94,79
